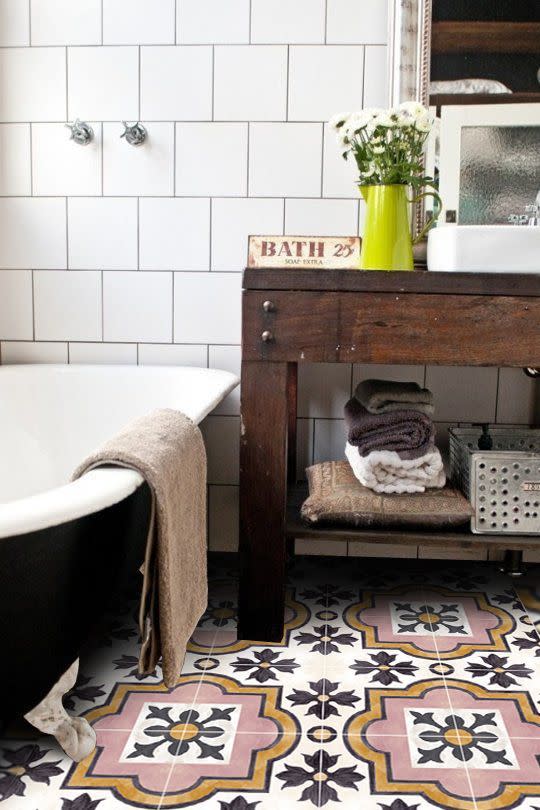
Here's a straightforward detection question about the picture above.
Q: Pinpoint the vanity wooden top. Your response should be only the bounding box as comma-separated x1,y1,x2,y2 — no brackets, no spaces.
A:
243,268,540,296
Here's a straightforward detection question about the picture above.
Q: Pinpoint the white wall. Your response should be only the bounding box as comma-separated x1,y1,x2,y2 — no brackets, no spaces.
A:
0,0,536,557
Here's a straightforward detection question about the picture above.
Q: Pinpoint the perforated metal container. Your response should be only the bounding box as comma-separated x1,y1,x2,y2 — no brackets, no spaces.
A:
449,427,540,535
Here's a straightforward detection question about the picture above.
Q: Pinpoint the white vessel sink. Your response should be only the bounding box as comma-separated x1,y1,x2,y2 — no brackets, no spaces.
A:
427,225,540,273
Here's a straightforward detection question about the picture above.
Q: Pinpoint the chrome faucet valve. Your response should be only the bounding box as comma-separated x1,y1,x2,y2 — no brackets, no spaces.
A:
121,121,147,146
65,119,94,146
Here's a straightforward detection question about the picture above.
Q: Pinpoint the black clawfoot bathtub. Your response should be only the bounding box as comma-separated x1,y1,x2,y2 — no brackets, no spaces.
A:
0,364,238,730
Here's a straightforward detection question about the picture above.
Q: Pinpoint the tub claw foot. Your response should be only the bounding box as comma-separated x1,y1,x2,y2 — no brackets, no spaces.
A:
24,659,97,762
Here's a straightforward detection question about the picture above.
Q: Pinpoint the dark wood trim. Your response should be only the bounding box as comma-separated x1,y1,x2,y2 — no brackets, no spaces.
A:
243,269,540,297
431,93,540,108
287,363,298,485
432,20,540,53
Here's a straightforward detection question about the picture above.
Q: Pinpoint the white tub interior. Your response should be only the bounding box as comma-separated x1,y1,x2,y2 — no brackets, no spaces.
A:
0,364,238,536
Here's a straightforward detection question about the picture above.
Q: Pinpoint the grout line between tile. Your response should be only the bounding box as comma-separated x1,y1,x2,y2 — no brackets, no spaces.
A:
208,197,212,270
29,123,34,195
158,622,224,808
418,578,480,809
136,197,140,270
100,269,104,340
65,46,69,121
171,271,175,342
138,46,141,120
211,46,215,121
31,270,35,340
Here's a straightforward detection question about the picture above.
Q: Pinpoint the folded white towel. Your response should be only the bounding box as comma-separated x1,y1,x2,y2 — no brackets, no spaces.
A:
345,442,446,494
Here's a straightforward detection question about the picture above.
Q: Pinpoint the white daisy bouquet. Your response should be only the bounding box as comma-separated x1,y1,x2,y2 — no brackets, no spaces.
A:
330,101,436,190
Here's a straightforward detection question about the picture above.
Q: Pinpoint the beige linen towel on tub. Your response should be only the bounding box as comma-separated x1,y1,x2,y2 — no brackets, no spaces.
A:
72,408,207,688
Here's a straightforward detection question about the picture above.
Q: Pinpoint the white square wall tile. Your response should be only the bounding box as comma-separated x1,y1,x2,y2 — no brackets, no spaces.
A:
211,198,283,271
201,416,240,484
138,344,207,366
323,122,359,198
104,272,173,343
140,47,212,121
0,198,66,269
68,47,139,121
313,418,347,463
296,539,348,556
0,125,31,195
139,198,210,270
288,46,364,122
352,363,424,389
174,272,241,344
251,0,325,43
32,123,101,197
34,271,102,342
31,0,101,45
496,368,537,425
103,122,174,196
69,343,137,364
214,46,287,121
68,198,137,270
349,542,416,558
418,546,487,561
296,418,314,473
103,0,175,44
0,271,32,340
0,48,66,122
364,45,389,107
209,485,239,551
0,0,29,46
249,123,322,198
298,363,351,418
1,341,68,364
326,0,389,44
177,0,249,43
425,366,499,423
285,199,358,236
209,345,240,415
176,124,248,197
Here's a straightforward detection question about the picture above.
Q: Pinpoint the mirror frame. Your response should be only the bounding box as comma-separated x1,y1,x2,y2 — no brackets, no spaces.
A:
388,0,432,106
388,0,433,238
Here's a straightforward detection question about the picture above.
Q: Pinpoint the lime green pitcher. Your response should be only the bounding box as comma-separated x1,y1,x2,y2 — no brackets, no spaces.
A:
360,184,414,271
359,184,441,271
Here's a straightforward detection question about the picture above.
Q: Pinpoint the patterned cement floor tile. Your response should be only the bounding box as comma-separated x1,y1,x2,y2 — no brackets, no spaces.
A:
4,556,540,810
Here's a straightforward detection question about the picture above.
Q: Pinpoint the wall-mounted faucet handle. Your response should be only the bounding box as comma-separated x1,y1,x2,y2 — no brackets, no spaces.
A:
121,121,147,146
65,119,94,145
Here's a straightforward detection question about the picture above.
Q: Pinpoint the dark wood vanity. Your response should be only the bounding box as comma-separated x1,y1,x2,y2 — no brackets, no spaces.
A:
238,269,540,641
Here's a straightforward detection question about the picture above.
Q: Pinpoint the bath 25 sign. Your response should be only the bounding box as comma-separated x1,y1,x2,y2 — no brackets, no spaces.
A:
248,235,361,269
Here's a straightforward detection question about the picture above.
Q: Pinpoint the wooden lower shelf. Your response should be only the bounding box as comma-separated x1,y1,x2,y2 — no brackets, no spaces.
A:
286,483,540,552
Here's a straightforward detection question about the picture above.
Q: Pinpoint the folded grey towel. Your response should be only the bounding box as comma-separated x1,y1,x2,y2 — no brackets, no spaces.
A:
344,397,435,459
354,378,434,416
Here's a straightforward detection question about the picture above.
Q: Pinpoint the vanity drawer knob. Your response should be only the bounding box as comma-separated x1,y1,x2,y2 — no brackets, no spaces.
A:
262,300,275,312
261,330,274,343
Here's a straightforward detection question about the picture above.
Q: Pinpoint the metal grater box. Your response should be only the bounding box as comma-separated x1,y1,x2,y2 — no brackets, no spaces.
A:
449,427,540,535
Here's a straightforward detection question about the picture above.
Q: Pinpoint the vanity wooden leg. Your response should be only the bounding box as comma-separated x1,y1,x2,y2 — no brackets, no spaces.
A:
287,362,298,484
238,360,289,641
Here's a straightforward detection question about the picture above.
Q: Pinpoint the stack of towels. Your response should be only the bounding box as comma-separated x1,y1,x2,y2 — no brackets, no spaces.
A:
344,379,446,494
